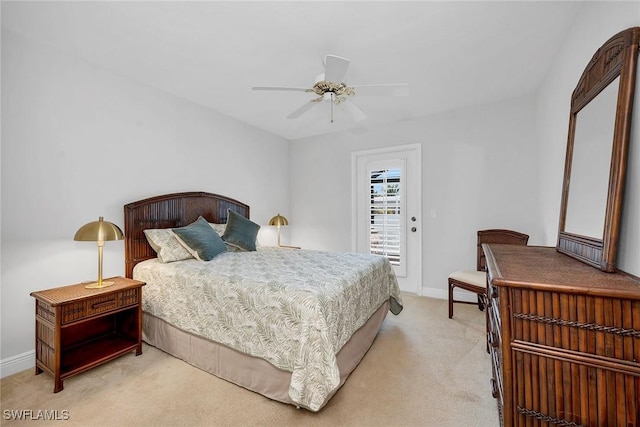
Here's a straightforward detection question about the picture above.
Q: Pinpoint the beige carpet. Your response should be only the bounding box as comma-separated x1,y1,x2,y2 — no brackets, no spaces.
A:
1,294,498,426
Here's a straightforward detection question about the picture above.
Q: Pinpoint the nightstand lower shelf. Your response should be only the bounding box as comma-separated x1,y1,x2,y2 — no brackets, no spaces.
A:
60,334,140,377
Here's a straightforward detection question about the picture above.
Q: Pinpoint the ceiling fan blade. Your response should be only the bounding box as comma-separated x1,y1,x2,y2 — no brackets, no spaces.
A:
342,99,367,122
351,84,410,96
252,86,309,92
286,101,319,119
324,54,350,83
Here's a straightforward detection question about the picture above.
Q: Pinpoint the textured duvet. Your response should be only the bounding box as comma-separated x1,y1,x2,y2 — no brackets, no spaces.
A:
133,247,402,411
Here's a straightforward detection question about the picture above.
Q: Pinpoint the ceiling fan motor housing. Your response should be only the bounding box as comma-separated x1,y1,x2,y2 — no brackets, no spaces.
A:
308,81,355,104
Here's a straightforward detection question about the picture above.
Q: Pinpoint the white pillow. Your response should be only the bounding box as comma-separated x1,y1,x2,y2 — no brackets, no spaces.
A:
143,228,194,263
210,223,226,236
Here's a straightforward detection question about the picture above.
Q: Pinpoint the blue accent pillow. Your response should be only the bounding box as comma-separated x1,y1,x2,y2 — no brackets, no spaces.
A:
222,209,260,251
172,216,227,261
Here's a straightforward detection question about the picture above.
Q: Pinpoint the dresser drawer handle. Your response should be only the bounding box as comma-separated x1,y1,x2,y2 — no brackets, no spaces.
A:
490,378,499,399
490,285,499,299
91,300,116,309
488,332,499,348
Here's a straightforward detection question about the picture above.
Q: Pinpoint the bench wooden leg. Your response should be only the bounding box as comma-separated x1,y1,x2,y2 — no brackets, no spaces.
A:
448,280,454,318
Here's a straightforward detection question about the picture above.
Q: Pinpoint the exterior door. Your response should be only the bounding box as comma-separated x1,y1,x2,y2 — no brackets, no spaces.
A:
352,144,422,294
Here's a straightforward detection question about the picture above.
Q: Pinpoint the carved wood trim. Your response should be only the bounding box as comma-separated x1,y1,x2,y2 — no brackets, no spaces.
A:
572,30,629,112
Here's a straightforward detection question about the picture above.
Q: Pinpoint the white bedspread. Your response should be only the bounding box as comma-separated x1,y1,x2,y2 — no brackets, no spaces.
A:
133,247,402,411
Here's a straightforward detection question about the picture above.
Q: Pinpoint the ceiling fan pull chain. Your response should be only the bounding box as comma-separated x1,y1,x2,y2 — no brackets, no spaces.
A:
331,92,334,123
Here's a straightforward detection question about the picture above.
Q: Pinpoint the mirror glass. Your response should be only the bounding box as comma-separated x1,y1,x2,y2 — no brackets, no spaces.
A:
564,77,619,237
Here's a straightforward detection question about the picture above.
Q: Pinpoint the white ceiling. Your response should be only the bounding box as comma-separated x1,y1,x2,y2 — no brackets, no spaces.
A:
2,1,583,140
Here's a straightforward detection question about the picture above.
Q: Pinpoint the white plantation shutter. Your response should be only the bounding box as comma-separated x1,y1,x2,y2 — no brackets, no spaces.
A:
369,168,401,266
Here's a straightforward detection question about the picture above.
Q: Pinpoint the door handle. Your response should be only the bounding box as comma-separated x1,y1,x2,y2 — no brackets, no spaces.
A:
411,227,417,232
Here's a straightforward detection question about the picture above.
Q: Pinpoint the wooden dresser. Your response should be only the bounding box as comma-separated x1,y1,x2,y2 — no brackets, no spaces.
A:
483,244,640,427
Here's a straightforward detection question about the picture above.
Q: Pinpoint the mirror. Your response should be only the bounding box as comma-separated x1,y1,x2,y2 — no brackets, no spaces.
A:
564,77,618,237
557,27,640,272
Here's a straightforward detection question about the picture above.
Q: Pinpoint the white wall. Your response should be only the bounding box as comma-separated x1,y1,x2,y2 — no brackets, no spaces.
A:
290,95,542,296
289,1,639,298
536,1,640,275
0,30,290,373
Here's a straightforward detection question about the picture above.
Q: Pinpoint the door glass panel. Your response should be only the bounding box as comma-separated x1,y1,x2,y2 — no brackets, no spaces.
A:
369,168,401,266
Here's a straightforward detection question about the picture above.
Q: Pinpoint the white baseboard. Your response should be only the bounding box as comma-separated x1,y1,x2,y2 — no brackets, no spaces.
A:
421,286,478,303
1,350,34,378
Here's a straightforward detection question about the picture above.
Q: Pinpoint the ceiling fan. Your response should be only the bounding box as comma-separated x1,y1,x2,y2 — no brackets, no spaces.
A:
252,54,409,123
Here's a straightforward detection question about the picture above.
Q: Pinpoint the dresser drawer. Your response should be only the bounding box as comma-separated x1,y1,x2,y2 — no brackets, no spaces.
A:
512,347,640,427
509,288,640,364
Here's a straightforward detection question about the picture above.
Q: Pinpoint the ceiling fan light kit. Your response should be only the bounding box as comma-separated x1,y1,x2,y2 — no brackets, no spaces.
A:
252,54,408,123
308,81,355,104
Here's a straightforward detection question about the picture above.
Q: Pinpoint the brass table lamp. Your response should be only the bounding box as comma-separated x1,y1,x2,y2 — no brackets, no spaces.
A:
74,216,124,289
269,213,288,247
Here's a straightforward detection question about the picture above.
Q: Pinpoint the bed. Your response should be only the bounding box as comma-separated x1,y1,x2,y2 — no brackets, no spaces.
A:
124,192,402,411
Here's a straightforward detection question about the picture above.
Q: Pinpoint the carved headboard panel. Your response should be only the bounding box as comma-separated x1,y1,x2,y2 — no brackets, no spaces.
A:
123,192,250,278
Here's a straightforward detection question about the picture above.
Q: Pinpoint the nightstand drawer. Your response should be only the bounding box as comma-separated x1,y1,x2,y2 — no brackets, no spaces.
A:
118,288,140,307
61,301,87,324
86,295,118,316
59,288,140,324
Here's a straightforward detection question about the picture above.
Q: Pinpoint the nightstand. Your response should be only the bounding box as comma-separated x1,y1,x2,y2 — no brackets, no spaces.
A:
30,276,145,392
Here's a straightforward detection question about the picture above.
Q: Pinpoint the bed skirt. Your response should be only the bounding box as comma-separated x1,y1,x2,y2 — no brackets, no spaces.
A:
141,300,390,410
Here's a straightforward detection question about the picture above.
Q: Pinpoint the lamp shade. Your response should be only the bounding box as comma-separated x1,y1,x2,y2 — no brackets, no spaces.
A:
74,217,123,289
269,214,288,247
74,217,124,242
268,214,289,227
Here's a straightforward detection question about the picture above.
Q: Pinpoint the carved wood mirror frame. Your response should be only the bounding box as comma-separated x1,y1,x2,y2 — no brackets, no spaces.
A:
557,27,640,272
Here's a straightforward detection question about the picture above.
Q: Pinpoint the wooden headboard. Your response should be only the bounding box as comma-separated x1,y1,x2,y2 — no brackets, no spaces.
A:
123,191,250,278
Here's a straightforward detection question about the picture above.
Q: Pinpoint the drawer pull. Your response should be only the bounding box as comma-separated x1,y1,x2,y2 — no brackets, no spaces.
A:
91,300,116,309
512,312,640,339
490,285,499,299
490,378,499,399
488,332,499,348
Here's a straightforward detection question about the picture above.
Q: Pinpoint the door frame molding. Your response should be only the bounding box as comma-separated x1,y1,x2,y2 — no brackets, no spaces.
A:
351,143,422,295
